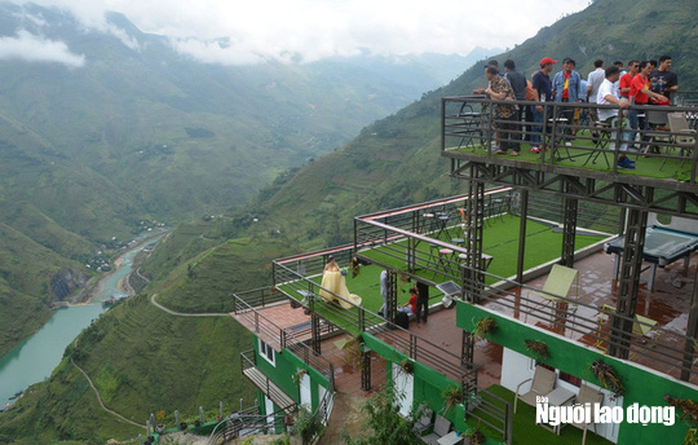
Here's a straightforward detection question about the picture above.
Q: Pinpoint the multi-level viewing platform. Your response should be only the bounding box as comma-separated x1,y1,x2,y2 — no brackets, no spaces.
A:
222,96,698,445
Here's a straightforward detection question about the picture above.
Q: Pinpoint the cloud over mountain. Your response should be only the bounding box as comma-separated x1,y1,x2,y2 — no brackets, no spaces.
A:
0,29,85,66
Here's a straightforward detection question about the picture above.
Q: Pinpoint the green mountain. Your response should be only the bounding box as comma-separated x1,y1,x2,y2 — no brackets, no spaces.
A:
1,0,696,442
0,1,479,355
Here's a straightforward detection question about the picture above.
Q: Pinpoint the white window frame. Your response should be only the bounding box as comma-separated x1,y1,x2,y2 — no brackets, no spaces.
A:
258,338,276,366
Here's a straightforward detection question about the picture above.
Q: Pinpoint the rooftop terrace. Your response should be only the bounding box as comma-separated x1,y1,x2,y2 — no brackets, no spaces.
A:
441,97,698,217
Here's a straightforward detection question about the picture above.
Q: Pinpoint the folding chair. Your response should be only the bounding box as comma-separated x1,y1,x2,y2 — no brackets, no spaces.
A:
525,264,579,323
514,365,557,413
413,404,434,436
570,385,604,445
584,120,611,168
594,305,659,358
664,112,696,169
420,414,451,444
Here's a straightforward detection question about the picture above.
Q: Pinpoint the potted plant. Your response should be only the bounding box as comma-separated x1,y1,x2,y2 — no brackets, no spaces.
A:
292,368,308,386
590,359,625,400
472,316,497,339
665,394,698,445
400,359,414,374
441,385,463,414
464,428,485,445
524,339,550,360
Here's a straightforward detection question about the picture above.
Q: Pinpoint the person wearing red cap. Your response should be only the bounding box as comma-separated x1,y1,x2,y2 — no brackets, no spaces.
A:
529,57,556,153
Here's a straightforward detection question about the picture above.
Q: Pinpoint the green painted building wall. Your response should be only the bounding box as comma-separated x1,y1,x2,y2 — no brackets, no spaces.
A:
457,302,696,444
254,338,330,418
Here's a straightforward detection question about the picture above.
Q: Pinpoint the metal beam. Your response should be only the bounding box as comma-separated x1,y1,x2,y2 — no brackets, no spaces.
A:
462,331,475,368
463,171,485,303
608,208,648,359
681,265,698,381
450,162,698,219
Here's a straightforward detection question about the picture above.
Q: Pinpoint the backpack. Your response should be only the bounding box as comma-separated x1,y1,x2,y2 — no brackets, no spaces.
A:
395,311,409,329
525,79,534,101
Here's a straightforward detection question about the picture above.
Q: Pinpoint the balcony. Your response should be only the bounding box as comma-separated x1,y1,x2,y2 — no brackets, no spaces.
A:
240,349,297,415
441,96,698,214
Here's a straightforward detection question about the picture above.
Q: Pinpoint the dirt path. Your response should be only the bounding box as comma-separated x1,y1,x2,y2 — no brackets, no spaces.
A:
71,358,145,429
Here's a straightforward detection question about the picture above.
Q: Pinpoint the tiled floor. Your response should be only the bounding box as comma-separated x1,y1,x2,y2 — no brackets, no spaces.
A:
231,301,313,349
234,249,697,393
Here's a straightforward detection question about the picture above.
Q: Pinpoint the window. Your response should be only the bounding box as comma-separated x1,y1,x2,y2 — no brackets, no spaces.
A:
535,361,581,387
559,371,582,387
259,338,276,366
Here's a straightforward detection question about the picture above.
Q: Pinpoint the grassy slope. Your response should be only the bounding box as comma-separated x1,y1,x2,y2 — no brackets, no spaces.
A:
0,223,89,355
0,231,291,442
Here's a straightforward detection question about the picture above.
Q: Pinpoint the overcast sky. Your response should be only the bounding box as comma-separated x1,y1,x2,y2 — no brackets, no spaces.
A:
9,0,591,65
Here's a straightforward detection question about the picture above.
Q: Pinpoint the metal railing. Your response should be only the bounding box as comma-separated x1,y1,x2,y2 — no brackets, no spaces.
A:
464,265,698,382
441,95,698,184
240,349,297,412
207,405,283,444
351,191,697,382
273,245,475,384
233,289,335,388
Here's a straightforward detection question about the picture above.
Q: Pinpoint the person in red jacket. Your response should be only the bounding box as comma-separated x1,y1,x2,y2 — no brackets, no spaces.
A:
629,61,668,153
398,287,418,314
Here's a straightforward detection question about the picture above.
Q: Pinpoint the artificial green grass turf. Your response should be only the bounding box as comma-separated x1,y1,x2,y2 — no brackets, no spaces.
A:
278,215,606,333
467,385,613,445
358,214,606,285
452,130,692,182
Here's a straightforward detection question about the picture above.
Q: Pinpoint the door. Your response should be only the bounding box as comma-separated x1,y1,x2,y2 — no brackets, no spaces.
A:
392,362,414,417
299,372,312,410
264,395,275,430
318,384,334,425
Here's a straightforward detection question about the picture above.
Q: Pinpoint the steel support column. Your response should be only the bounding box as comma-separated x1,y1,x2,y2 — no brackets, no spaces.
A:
387,270,398,325
461,331,475,368
681,266,698,381
609,208,648,359
463,171,486,304
361,349,372,391
310,303,322,355
516,190,528,283
561,195,578,267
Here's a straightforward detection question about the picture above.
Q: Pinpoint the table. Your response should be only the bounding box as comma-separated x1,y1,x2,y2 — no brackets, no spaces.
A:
437,431,463,445
604,225,698,291
539,387,576,435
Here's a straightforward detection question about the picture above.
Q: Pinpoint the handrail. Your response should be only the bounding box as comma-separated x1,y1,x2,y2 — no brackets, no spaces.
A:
233,295,336,386
460,264,698,382
441,95,698,184
272,259,474,383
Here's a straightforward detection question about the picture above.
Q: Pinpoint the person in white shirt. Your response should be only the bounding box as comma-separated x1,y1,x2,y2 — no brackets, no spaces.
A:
596,66,633,169
586,59,605,125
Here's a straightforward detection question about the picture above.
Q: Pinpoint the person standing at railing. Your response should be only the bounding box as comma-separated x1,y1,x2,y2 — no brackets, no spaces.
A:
649,55,678,105
378,269,389,317
530,57,556,154
414,281,429,324
504,59,527,146
597,65,633,169
551,58,585,145
586,59,605,129
484,65,520,156
619,61,639,146
629,61,669,154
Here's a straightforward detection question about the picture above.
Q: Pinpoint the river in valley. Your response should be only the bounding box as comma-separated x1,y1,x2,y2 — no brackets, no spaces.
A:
0,235,162,410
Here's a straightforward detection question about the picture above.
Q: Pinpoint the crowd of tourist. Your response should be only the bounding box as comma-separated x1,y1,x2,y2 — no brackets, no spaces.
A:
475,55,679,170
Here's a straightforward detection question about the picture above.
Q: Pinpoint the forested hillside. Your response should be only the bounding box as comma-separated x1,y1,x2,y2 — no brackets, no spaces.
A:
0,1,475,355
